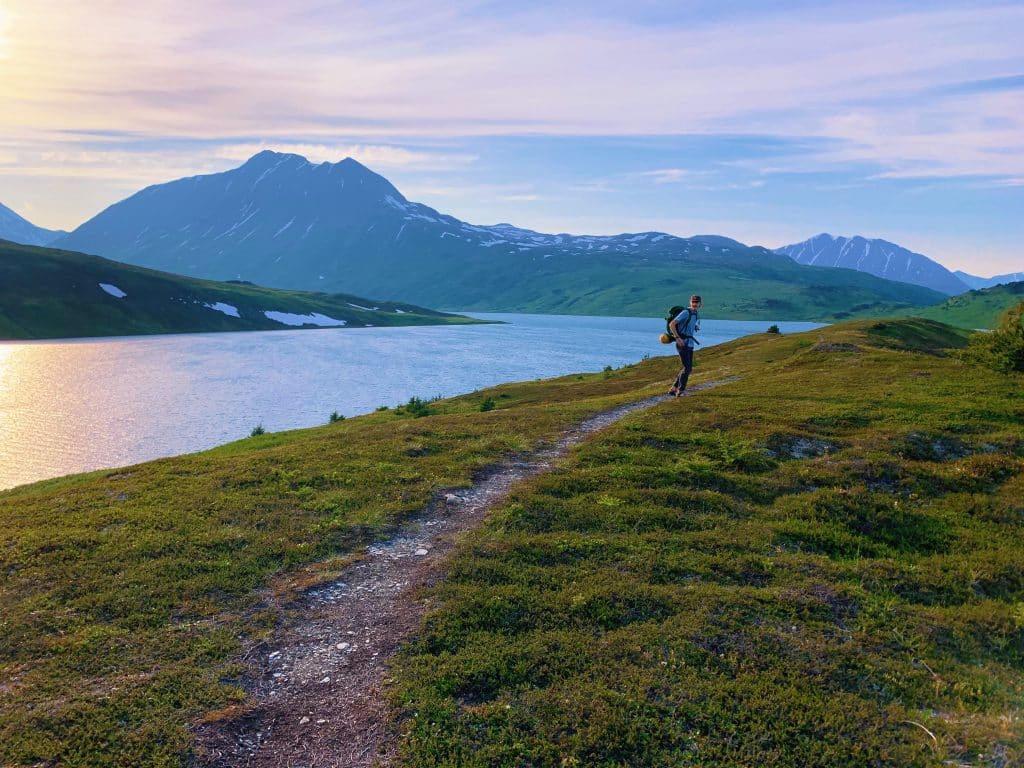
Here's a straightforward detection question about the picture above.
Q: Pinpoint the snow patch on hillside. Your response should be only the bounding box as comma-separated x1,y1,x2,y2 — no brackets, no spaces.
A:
383,195,413,212
264,311,346,327
99,283,127,298
204,302,240,317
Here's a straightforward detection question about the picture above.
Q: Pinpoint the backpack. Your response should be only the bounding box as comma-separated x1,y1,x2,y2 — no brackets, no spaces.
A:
663,306,685,341
662,305,699,345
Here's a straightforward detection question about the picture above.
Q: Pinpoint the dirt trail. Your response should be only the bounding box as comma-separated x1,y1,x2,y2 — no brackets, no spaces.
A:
193,382,724,767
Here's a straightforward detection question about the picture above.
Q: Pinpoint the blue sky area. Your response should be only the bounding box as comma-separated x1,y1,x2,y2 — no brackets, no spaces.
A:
0,0,1021,274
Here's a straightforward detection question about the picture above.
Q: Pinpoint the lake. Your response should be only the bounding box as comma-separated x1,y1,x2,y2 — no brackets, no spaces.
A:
0,313,823,490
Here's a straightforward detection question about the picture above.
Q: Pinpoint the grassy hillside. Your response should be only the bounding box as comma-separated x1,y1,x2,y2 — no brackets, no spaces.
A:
1,319,1021,765
431,252,947,321
390,320,1023,766
830,281,1024,329
911,281,1024,329
0,239,473,340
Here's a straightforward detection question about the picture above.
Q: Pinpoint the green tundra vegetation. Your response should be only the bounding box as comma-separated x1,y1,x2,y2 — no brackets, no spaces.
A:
388,319,1023,767
0,239,475,340
0,317,1021,766
916,281,1024,330
837,281,1024,330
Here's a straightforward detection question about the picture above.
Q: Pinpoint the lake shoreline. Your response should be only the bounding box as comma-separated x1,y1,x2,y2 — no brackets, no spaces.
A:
0,313,823,490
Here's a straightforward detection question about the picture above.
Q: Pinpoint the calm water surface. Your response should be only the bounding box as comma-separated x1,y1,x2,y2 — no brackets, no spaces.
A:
0,313,822,490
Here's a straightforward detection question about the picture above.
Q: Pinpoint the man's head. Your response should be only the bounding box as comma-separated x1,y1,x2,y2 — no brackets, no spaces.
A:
690,294,702,310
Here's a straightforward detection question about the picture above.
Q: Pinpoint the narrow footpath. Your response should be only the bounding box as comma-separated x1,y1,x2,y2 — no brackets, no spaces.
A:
193,382,724,767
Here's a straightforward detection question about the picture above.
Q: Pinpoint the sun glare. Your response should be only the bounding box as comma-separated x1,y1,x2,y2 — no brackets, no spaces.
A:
0,4,8,57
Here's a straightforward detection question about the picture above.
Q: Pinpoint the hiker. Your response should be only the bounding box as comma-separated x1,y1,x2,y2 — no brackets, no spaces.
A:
668,295,701,396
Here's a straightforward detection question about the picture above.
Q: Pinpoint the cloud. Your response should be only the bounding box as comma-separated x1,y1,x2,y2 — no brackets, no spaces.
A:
638,169,696,184
4,2,1023,154
499,194,541,202
817,88,1024,180
567,180,615,193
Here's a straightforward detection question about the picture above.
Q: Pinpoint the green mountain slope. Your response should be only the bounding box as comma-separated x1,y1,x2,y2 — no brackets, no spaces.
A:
0,239,473,340
834,280,1024,329
55,152,947,320
1,319,1020,765
909,280,1024,329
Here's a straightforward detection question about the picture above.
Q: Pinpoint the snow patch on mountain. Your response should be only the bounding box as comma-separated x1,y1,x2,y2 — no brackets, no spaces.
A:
204,302,240,317
274,217,296,238
263,310,346,327
99,283,127,298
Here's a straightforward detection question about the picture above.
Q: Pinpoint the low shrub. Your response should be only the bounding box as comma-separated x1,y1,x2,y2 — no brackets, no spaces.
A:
964,300,1024,373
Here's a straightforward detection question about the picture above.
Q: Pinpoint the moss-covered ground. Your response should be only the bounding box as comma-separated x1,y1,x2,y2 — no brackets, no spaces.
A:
389,319,1024,767
1,318,1021,766
0,350,670,765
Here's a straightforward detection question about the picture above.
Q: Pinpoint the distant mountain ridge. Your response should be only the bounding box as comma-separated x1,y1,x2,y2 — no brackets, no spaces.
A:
55,151,947,320
0,202,64,246
775,234,969,295
954,270,1024,290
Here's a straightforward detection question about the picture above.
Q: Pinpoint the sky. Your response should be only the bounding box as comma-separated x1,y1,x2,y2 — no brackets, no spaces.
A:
0,0,1022,276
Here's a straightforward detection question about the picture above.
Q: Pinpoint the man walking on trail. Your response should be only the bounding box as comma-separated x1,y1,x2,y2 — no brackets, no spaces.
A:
668,295,701,396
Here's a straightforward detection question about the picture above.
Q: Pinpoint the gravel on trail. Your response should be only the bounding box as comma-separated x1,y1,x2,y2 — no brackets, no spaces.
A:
192,382,724,767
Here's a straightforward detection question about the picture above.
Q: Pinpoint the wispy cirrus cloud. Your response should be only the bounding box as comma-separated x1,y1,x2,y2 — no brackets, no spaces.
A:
637,169,697,184
5,2,1022,152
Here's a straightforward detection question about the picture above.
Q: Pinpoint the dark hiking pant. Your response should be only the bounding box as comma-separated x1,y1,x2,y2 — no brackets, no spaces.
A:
675,344,694,392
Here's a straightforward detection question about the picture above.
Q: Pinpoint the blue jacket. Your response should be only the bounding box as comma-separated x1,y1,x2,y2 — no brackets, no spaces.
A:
672,309,700,348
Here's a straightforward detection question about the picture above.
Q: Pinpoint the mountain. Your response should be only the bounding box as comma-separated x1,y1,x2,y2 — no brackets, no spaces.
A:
954,269,1024,290
55,152,947,320
0,202,64,246
0,239,472,340
775,234,969,295
690,235,749,250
